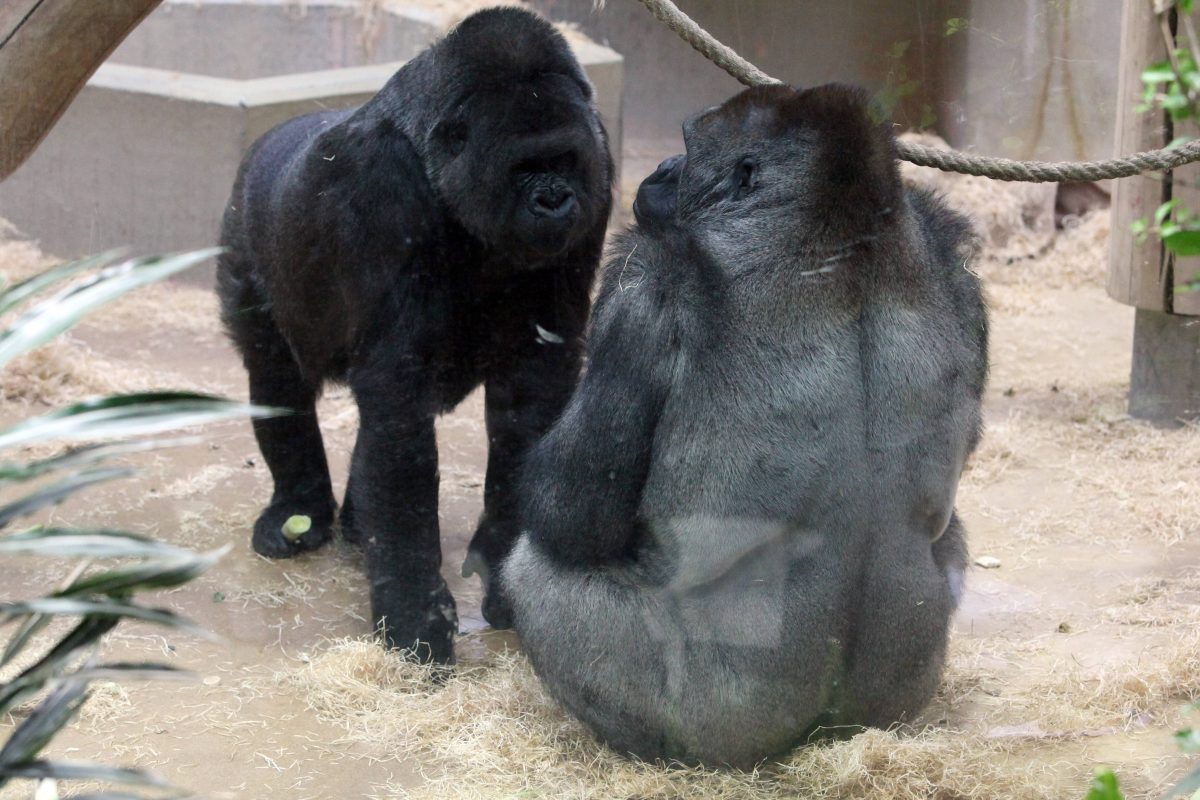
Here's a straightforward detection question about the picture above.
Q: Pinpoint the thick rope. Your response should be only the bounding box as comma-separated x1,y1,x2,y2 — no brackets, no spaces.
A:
635,0,1200,183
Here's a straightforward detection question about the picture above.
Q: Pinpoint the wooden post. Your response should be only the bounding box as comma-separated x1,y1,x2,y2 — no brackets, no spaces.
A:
1109,0,1200,425
0,0,162,181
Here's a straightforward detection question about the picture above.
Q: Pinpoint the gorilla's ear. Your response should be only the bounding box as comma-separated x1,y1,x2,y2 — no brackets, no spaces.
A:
789,84,900,217
734,157,759,199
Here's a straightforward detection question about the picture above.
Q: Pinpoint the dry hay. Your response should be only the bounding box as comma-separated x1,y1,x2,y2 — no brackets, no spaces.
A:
280,632,1200,800
0,220,216,412
962,379,1200,550
898,134,1111,293
0,335,202,409
899,133,1057,264
0,220,221,342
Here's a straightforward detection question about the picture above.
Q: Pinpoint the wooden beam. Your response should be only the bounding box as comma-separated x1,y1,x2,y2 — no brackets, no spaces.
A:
1130,309,1200,424
1108,0,1173,313
1110,0,1200,423
0,0,162,181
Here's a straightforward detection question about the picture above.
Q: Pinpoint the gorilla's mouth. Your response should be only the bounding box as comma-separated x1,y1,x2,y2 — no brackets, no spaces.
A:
634,154,685,227
515,201,585,258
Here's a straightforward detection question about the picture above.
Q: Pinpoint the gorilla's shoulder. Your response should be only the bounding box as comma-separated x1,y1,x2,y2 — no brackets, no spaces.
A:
306,115,432,200
905,186,978,271
597,228,724,311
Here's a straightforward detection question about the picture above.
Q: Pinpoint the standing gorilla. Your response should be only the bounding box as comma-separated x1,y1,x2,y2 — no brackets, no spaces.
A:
217,8,612,664
502,84,987,767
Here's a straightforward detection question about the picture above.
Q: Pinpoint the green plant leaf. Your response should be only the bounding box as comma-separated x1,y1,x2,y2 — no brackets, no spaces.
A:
0,468,132,529
0,599,205,636
1087,768,1124,800
0,679,89,772
1156,199,1182,226
1163,229,1200,256
1087,768,1125,800
56,663,189,683
944,17,968,36
0,663,187,708
0,617,116,697
0,437,200,485
0,613,54,673
51,547,228,598
1175,727,1200,752
0,392,278,451
1143,61,1178,84
0,250,220,369
0,759,168,787
0,252,120,318
0,528,196,561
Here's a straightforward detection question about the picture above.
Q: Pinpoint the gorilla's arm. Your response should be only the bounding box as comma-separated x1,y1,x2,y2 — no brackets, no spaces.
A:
520,243,680,566
463,247,598,626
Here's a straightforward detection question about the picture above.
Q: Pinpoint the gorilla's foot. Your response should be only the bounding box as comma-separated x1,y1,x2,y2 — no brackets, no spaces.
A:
376,579,459,665
251,498,335,558
462,548,513,629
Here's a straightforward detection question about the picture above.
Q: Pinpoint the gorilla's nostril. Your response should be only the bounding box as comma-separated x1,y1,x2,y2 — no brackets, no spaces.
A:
532,188,577,218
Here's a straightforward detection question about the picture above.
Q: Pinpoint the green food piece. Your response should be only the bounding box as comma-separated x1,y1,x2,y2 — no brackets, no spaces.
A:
281,514,312,540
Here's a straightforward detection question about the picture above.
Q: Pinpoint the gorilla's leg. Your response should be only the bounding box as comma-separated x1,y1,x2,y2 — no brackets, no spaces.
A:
339,448,360,544
842,526,963,729
933,512,969,608
221,267,336,558
464,355,578,629
463,268,592,629
349,372,457,663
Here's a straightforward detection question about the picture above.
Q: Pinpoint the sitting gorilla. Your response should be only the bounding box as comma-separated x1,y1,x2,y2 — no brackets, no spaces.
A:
217,7,612,664
502,84,987,767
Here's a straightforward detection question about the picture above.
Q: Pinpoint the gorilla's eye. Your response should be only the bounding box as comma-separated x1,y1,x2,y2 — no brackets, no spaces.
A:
733,158,758,199
434,120,468,156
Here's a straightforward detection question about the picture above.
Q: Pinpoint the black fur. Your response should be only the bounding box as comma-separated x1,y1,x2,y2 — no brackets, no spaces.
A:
217,7,613,664
502,84,987,766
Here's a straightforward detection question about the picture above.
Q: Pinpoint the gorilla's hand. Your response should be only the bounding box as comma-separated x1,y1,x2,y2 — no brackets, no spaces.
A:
462,519,515,629
375,575,459,664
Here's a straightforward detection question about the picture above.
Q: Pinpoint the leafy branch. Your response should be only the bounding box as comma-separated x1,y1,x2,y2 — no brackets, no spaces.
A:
0,251,275,799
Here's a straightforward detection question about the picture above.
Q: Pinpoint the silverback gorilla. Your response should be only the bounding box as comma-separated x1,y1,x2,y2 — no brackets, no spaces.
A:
502,84,987,767
217,8,612,663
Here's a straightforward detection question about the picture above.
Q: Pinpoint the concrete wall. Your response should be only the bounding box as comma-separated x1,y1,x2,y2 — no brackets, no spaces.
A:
529,0,958,144
110,0,445,79
940,0,1121,163
528,0,1120,171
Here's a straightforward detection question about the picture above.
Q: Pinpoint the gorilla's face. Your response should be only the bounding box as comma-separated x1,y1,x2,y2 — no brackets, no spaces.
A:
633,154,684,228
642,84,895,262
675,86,815,227
631,86,811,238
427,74,608,261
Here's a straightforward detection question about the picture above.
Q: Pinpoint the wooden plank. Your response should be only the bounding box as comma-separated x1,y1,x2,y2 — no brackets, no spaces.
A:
0,1,44,42
1173,163,1200,314
1108,0,1172,312
0,0,162,181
